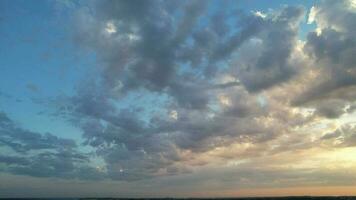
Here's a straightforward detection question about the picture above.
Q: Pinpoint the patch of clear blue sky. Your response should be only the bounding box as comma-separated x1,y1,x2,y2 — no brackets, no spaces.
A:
0,0,93,141
0,0,317,142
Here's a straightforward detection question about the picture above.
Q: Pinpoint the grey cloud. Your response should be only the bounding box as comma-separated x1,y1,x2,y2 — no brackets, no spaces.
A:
52,0,334,181
210,81,241,89
295,0,356,106
78,0,181,92
169,81,210,110
74,1,305,110
0,115,76,153
320,131,341,140
7,150,104,180
0,155,30,166
0,112,10,123
314,99,348,118
321,124,356,147
59,84,313,181
233,6,305,92
0,111,102,180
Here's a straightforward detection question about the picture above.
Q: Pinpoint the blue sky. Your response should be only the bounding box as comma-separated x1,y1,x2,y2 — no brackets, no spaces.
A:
1,0,356,197
1,0,90,140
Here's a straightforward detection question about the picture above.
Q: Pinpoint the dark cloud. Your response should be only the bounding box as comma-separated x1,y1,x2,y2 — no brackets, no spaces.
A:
294,0,356,109
314,99,348,118
0,111,103,180
0,155,30,166
233,6,305,92
7,151,104,180
0,112,76,153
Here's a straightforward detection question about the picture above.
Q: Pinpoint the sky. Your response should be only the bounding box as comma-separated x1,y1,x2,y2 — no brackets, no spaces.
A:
1,0,356,197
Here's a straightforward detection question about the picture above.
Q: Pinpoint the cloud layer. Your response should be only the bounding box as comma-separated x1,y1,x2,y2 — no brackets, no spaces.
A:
1,0,356,191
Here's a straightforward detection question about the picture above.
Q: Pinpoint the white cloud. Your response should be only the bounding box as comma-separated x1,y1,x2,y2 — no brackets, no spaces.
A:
252,10,267,18
307,6,317,24
105,21,117,34
169,110,178,120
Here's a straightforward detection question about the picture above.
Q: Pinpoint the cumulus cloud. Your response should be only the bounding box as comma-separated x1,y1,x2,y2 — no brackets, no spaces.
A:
293,0,356,118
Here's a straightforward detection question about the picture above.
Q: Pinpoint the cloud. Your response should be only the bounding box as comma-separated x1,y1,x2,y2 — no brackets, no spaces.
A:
293,0,356,112
52,76,316,180
0,112,76,153
0,155,30,166
0,111,104,180
51,1,319,181
314,99,348,118
74,1,304,106
26,83,40,93
233,6,305,92
5,0,355,184
321,123,356,147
